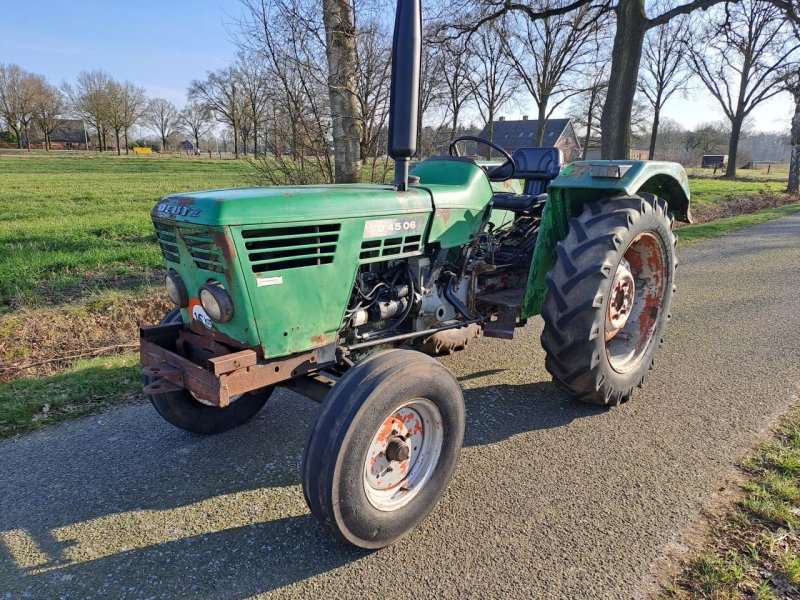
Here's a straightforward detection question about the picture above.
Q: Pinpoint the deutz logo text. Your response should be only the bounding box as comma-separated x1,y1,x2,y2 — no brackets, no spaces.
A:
157,203,202,218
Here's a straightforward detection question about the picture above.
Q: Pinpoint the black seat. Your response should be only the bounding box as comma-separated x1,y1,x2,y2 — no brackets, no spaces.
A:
491,147,563,213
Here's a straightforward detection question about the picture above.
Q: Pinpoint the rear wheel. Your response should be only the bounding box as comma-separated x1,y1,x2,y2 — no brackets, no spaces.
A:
540,194,677,406
302,349,465,549
145,309,273,434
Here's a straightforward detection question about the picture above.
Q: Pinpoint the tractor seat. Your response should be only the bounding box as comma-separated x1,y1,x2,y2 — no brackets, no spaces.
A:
491,147,563,213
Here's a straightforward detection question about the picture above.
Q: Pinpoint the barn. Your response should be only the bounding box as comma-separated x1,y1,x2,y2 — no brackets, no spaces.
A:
24,119,89,150
476,117,581,162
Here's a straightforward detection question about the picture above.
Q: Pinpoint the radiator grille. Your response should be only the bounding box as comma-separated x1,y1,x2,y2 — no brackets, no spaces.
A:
359,234,421,261
153,222,225,273
242,224,340,273
154,222,179,263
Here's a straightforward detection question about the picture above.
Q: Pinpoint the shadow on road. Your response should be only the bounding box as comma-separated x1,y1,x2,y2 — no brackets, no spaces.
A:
0,374,601,598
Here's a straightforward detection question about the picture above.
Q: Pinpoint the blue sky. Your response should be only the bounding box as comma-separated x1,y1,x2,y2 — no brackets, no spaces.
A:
0,0,238,107
0,0,793,132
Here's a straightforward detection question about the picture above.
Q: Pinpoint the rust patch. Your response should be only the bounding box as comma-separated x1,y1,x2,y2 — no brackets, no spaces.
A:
310,333,330,346
438,208,452,225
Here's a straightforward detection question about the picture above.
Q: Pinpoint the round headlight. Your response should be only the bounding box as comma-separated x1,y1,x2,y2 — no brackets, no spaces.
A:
165,270,189,307
199,282,234,323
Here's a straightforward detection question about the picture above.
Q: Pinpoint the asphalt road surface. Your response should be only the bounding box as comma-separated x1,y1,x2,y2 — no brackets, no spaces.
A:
1,214,799,600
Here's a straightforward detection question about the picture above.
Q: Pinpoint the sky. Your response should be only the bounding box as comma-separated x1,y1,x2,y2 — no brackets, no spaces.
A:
0,0,794,134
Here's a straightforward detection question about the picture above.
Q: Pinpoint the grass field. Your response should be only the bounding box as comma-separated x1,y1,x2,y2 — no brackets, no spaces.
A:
0,156,252,306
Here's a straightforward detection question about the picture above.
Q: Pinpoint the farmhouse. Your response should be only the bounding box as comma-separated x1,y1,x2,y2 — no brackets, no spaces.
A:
24,119,89,150
477,117,581,162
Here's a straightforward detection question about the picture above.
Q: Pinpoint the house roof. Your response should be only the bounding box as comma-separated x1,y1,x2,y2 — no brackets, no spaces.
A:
48,120,87,143
478,118,573,149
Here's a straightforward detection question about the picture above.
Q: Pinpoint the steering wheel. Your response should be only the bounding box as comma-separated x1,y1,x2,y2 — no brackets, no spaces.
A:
448,135,516,182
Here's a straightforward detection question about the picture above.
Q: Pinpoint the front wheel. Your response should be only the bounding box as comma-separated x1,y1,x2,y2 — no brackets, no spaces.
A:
540,194,677,406
145,309,274,434
302,349,465,549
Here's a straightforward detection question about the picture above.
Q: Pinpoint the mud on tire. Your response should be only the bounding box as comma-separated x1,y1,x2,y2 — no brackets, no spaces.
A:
540,194,677,406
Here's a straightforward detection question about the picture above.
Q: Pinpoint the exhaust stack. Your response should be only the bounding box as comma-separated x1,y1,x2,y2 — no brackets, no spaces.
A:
388,0,421,192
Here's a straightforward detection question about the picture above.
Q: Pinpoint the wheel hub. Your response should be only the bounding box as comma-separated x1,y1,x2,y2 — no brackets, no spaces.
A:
605,257,635,341
363,399,443,512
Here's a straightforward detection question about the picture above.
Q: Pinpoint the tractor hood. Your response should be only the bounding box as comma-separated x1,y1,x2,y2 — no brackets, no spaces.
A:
152,184,433,226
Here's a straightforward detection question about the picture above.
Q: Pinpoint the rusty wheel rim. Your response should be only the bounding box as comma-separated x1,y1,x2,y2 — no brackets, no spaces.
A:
363,399,443,512
605,231,667,374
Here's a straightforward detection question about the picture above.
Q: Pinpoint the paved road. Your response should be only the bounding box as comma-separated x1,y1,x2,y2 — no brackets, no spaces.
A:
1,215,799,600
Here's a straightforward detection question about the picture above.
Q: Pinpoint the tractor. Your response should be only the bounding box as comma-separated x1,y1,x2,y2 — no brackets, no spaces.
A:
140,0,692,549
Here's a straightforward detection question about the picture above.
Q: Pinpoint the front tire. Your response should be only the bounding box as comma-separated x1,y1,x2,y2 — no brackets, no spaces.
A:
145,309,274,434
302,349,465,549
540,194,677,406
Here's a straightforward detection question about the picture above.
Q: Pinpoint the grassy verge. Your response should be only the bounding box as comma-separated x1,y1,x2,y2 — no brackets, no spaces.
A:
0,354,142,438
663,405,800,599
677,202,800,245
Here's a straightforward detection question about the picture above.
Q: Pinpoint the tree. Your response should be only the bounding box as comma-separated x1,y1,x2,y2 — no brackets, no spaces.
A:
30,77,65,151
687,0,799,176
63,70,112,151
787,72,800,192
145,98,180,152
180,102,212,153
439,35,474,140
568,67,609,159
502,5,605,146
638,10,692,159
323,0,363,182
119,82,147,155
444,0,736,159
236,52,270,156
189,67,242,158
470,20,519,156
0,64,37,149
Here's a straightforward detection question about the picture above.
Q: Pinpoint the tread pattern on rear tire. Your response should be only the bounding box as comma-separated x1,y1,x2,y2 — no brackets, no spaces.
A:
540,194,677,406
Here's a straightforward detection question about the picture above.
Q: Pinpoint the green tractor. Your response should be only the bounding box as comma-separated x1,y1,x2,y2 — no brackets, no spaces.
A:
141,0,691,549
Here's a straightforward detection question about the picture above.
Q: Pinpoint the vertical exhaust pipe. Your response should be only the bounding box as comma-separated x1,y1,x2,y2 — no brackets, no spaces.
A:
388,0,421,192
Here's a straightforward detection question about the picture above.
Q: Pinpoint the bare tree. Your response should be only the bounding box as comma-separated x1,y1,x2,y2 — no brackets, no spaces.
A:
30,77,65,150
568,67,609,159
119,82,147,155
470,20,519,156
236,52,270,156
787,71,800,192
0,64,37,149
145,97,180,152
439,35,474,140
502,5,606,146
443,0,739,159
638,11,692,159
62,70,112,151
189,67,242,158
353,2,393,180
323,0,363,182
687,0,800,176
180,102,212,153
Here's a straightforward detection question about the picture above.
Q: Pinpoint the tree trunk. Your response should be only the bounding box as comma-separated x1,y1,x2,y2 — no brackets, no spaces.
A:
600,0,647,159
789,86,800,193
725,114,744,178
124,129,129,155
648,104,660,160
233,122,239,159
115,129,121,156
535,100,549,147
323,0,363,183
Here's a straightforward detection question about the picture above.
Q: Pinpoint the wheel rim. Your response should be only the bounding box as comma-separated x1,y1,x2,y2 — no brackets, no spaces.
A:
605,231,667,373
363,398,443,512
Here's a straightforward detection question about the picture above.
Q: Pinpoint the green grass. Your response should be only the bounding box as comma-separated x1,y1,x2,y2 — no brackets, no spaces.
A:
0,156,252,306
686,177,787,205
664,410,800,599
0,353,142,438
677,202,800,245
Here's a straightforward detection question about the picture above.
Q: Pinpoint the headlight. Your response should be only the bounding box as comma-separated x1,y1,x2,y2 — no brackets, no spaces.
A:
199,282,234,323
165,270,189,307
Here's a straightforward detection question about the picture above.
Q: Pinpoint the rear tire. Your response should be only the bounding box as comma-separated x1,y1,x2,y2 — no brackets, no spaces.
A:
540,194,677,406
145,309,273,434
302,349,465,549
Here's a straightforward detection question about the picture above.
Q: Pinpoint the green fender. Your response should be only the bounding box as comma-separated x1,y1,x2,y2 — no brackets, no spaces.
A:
520,160,691,319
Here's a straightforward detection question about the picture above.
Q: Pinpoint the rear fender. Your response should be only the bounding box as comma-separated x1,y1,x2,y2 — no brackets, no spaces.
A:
520,160,691,319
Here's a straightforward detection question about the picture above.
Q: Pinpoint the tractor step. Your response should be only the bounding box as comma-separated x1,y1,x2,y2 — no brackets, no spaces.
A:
475,289,526,339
